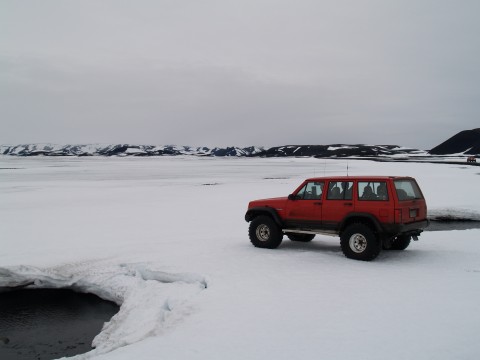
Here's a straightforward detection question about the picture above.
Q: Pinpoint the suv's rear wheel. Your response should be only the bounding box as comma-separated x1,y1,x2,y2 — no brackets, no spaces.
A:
249,216,283,249
390,235,411,250
340,223,381,261
287,233,315,242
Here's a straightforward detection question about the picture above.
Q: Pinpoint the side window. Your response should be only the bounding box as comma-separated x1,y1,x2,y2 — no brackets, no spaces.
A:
296,181,324,200
327,181,353,200
357,181,389,201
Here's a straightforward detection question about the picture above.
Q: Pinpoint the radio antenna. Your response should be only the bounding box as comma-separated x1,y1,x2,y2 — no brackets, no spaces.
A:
346,161,349,176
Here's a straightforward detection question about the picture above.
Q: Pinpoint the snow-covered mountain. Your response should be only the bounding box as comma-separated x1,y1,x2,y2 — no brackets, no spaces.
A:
2,129,479,158
0,143,428,158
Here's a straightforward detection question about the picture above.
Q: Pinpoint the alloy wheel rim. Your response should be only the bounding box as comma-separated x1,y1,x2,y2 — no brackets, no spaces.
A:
256,225,271,241
349,233,367,253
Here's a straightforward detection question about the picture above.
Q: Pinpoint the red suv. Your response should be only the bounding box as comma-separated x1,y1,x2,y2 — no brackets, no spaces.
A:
245,176,429,261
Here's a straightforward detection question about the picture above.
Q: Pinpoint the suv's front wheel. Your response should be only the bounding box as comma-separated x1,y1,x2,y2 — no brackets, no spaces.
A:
340,223,381,261
249,216,283,249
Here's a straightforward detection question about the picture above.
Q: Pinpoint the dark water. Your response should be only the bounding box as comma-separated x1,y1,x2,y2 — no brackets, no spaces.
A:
427,220,480,232
0,288,119,360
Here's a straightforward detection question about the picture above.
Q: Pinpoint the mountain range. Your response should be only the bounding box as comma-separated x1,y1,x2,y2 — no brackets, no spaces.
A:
1,129,478,158
0,143,428,158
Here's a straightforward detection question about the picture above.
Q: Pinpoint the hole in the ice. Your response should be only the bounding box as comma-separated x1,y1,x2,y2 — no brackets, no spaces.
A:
0,288,119,360
426,219,480,232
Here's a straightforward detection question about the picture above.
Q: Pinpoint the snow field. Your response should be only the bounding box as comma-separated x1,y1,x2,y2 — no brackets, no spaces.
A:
1,156,480,359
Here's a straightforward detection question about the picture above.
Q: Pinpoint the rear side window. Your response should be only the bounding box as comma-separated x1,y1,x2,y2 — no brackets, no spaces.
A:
394,180,423,201
327,181,353,200
357,181,389,201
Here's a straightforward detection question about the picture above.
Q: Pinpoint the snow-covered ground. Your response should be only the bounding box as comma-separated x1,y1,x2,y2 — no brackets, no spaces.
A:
1,156,480,360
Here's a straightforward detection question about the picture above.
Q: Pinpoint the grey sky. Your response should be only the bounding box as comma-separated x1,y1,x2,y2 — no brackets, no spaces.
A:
1,0,479,149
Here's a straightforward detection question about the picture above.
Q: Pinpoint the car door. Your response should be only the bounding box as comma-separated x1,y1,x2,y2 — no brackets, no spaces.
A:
285,181,324,229
355,180,393,224
322,180,354,231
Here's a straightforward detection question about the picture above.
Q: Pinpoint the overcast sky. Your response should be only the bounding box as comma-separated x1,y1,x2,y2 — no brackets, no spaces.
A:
1,0,479,149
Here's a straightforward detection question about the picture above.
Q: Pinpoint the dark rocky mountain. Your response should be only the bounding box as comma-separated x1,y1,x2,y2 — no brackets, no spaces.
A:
0,143,427,158
429,128,480,155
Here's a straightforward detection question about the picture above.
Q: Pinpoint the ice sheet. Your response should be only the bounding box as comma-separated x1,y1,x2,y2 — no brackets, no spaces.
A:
1,157,479,360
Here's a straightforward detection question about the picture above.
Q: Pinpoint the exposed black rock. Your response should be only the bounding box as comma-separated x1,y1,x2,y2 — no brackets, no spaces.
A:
429,128,480,155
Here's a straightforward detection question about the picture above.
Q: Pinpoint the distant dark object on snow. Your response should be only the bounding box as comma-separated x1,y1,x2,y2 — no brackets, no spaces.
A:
429,128,480,155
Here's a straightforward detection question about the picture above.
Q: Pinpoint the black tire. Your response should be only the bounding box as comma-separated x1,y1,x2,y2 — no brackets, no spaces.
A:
287,233,315,242
340,223,381,261
249,216,283,249
382,238,394,250
390,235,411,250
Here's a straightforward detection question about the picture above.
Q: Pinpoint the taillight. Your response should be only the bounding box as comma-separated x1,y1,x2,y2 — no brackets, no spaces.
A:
395,209,402,223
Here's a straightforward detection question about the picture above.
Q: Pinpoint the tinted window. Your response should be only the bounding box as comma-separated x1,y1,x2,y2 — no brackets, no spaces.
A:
358,181,389,201
327,181,353,200
394,180,423,200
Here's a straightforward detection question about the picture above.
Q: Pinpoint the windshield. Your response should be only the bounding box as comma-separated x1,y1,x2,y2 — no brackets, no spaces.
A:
394,179,423,201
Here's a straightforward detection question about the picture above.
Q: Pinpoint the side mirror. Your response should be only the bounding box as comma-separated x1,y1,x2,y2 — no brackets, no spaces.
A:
288,194,296,200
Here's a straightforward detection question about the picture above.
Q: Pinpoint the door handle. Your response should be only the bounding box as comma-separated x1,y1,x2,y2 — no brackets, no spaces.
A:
344,203,353,206
314,202,322,205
